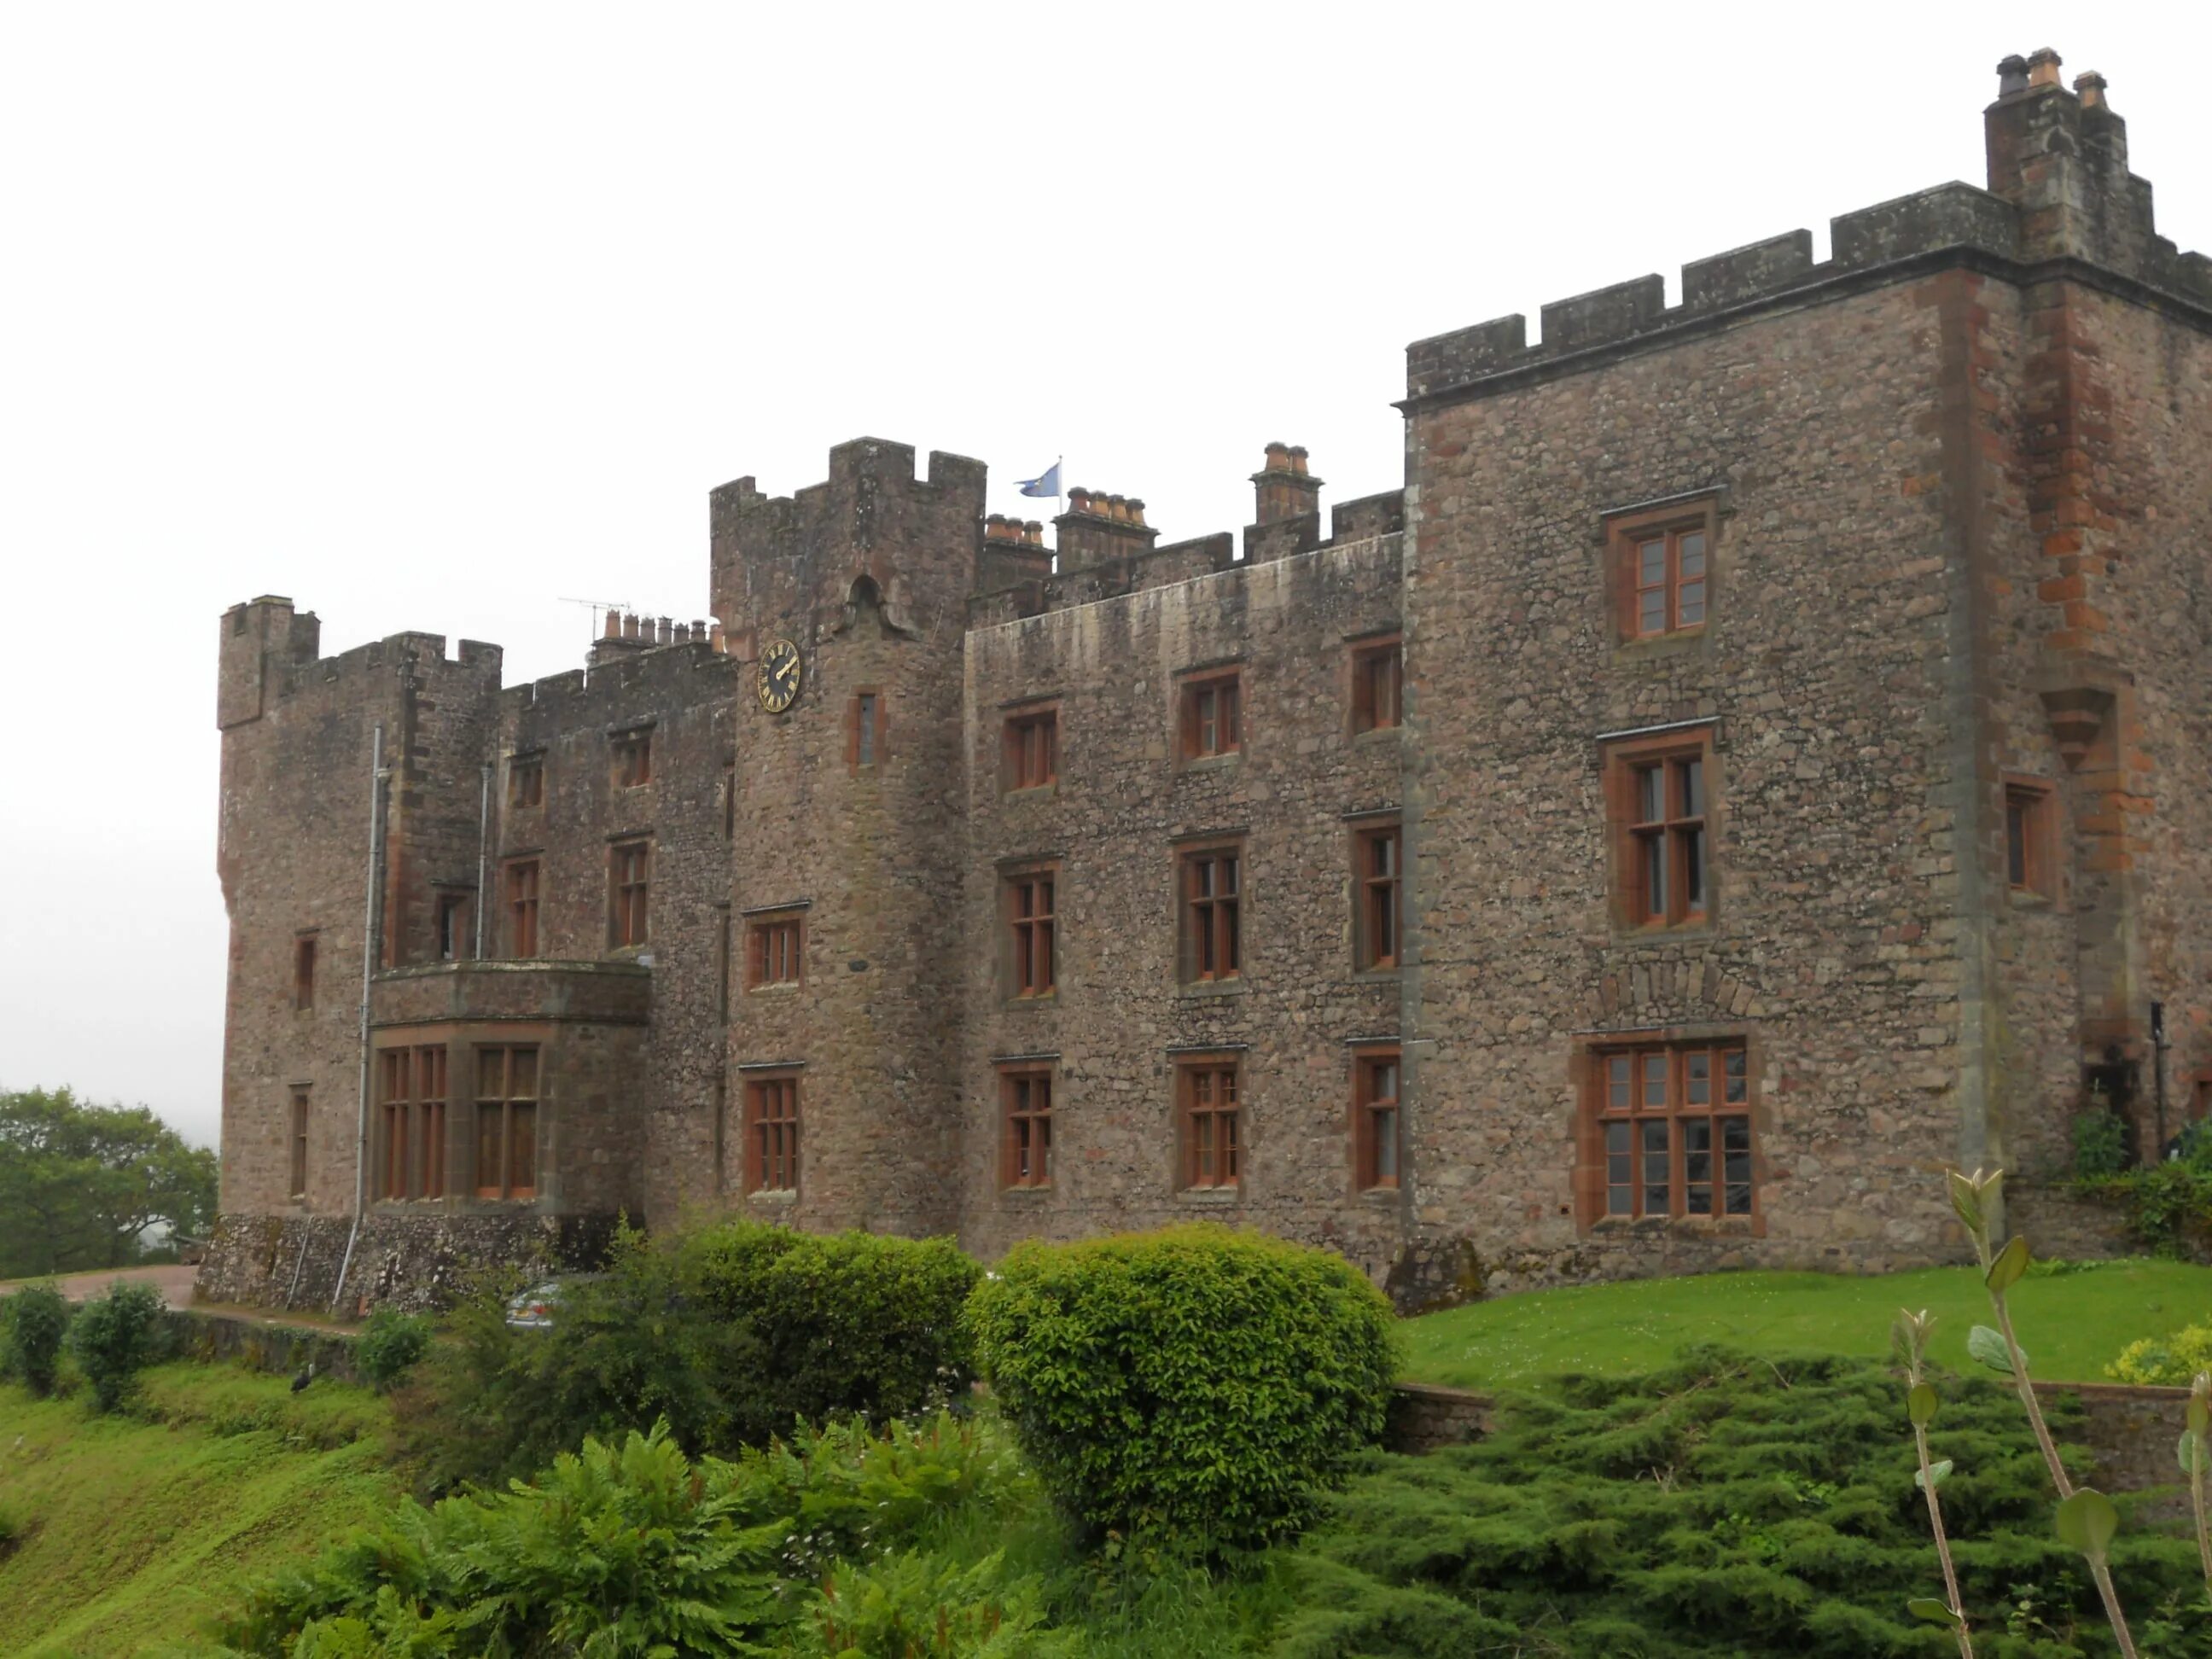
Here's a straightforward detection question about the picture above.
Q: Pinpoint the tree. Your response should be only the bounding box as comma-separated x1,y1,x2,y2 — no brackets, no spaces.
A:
0,1087,218,1278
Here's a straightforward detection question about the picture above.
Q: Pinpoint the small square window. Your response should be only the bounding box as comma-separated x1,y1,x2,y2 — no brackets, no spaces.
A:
509,755,544,809
1609,504,1716,642
1004,706,1059,791
747,911,804,988
1179,670,1243,760
613,731,652,789
1350,638,1402,733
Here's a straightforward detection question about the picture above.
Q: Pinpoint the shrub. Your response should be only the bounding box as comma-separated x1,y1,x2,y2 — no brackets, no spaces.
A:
965,1224,1400,1555
354,1308,432,1391
2075,1160,2212,1255
2107,1320,2212,1386
409,1219,981,1487
67,1280,168,1412
1,1281,71,1396
219,1411,1019,1656
2070,1107,2129,1179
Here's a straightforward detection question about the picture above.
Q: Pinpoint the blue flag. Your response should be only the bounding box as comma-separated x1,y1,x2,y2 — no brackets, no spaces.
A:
1016,462,1061,498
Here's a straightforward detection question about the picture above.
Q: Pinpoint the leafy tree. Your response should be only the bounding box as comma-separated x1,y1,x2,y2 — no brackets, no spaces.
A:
0,1086,217,1278
69,1278,169,1412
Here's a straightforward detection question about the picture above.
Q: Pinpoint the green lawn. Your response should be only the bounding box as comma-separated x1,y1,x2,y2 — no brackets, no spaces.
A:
0,1364,402,1658
1400,1257,2212,1393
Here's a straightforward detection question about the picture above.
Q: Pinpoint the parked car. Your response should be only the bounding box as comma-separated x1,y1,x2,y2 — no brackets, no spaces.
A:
504,1275,600,1329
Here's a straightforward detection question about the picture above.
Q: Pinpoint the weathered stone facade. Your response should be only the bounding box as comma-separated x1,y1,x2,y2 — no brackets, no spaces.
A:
207,54,2212,1312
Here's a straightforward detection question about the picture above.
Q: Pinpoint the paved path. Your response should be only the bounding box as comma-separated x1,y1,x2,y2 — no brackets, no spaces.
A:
0,1264,199,1308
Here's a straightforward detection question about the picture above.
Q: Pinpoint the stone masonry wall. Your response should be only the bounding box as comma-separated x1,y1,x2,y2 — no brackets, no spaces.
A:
956,533,1407,1275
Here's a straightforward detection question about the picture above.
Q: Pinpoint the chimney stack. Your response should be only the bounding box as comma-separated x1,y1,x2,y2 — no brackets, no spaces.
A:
1252,442,1323,527
1054,486,1159,573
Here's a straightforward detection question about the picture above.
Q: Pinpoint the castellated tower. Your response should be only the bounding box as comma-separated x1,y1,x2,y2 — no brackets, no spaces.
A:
711,440,989,1235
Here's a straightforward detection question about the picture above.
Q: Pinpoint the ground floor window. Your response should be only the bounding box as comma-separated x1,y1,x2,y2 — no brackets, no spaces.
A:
474,1045,538,1200
1590,1039,1752,1220
1179,1057,1242,1190
746,1074,800,1193
377,1045,450,1201
1002,1066,1053,1188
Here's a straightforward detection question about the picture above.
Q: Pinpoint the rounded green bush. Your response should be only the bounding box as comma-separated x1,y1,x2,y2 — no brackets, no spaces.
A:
1,1281,72,1396
68,1280,168,1412
965,1223,1400,1554
355,1308,432,1391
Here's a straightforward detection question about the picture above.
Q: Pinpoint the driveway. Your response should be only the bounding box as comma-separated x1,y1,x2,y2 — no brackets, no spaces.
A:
0,1264,199,1309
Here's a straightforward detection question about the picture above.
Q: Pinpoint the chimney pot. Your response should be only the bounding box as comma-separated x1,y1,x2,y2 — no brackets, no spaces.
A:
1997,53,2029,96
658,616,673,644
1289,445,1310,476
2027,47,2063,90
1025,520,1044,544
1127,498,1147,526
622,612,640,639
692,619,708,638
1263,441,1291,471
1068,487,1091,514
2074,70,2108,108
603,610,622,638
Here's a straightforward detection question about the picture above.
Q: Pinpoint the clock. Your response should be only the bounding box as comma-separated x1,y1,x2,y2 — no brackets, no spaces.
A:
755,637,803,713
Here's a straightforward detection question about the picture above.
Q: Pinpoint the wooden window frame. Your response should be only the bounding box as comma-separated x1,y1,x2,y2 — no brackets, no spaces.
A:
1178,839,1244,985
378,1048,410,1202
847,690,888,771
1604,730,1715,931
1003,703,1060,792
1352,1047,1401,1191
1000,1062,1054,1189
288,1086,310,1199
1608,501,1715,643
612,729,652,789
509,754,544,810
1178,667,1243,762
744,1071,801,1195
505,859,540,959
608,837,651,949
1349,636,1403,734
1579,1038,1756,1228
1005,865,1057,999
473,1044,539,1202
294,934,317,1011
745,909,805,990
2004,774,2058,900
1178,1054,1243,1190
375,1045,450,1202
1353,821,1401,973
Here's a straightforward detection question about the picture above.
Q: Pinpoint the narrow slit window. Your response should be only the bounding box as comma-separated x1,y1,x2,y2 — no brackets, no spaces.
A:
294,935,317,1010
1354,1051,1400,1190
1355,824,1400,972
1003,1068,1053,1188
288,1086,310,1199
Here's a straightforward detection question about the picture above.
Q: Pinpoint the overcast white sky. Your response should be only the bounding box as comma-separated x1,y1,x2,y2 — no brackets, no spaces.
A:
2,3,2204,1150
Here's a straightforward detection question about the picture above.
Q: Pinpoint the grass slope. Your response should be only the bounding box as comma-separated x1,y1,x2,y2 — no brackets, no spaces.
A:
1402,1259,2212,1392
0,1364,401,1659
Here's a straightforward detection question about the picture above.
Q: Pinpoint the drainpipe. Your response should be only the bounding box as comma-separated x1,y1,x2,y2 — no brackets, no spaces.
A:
474,763,492,959
331,724,389,1316
2152,1000,2170,1159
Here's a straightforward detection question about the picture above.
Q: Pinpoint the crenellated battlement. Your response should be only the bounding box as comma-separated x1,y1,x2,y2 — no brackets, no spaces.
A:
1406,53,2212,406
217,595,503,729
500,632,734,719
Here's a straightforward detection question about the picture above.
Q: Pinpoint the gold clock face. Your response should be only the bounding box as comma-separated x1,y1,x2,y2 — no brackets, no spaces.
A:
755,637,803,713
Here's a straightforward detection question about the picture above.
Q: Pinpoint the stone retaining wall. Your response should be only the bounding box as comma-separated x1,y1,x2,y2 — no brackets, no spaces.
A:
197,1209,616,1316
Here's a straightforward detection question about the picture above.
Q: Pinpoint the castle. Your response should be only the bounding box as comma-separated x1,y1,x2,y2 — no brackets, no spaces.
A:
202,54,2212,1313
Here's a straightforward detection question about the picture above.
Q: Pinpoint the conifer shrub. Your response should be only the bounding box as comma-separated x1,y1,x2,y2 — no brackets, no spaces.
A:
354,1307,432,1391
965,1223,1400,1555
0,1280,71,1396
67,1279,167,1412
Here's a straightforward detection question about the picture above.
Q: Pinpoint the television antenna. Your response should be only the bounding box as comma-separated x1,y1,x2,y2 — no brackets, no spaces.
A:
558,596,632,637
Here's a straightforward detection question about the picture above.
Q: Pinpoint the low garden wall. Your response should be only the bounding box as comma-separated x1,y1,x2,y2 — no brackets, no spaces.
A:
163,1307,362,1387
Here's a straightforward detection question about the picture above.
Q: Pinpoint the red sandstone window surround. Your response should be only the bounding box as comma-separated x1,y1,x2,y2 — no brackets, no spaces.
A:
2005,775,2058,899
1350,637,1403,733
1004,705,1059,791
288,1086,310,1199
509,754,544,809
1584,1039,1754,1224
1353,1047,1401,1190
1179,667,1243,761
474,1045,538,1201
1179,841,1243,984
1353,822,1401,972
613,730,652,789
294,934,317,1011
1001,1063,1053,1189
1608,501,1715,642
609,839,650,948
848,690,887,770
506,860,540,958
1007,868,1057,998
1604,729,1714,929
745,1073,800,1194
746,910,804,989
1179,1056,1242,1190
377,1045,450,1202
